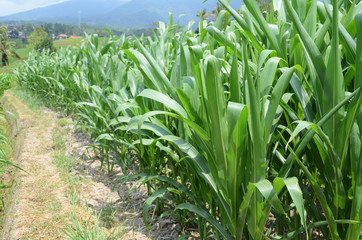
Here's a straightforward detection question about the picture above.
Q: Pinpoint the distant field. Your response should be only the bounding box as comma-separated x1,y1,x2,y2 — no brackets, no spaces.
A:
54,38,84,48
0,48,30,74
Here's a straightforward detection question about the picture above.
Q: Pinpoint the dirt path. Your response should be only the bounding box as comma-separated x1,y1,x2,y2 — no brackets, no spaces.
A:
1,93,80,239
0,92,179,240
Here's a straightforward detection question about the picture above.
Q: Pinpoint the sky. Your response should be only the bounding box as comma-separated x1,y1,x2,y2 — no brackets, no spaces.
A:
0,0,70,16
0,0,130,16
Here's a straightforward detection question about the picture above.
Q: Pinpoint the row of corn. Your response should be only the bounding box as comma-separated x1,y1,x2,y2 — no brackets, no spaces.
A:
15,0,362,239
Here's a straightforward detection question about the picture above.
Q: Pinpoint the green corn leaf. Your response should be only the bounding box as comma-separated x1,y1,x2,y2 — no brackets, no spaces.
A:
323,0,345,145
229,46,241,103
345,12,362,239
286,121,346,210
273,0,286,22
177,203,232,240
279,87,360,177
323,0,356,63
265,67,294,140
254,179,285,214
243,41,265,182
204,55,229,185
289,74,315,122
226,102,248,224
143,188,180,229
303,0,317,40
281,136,340,240
259,57,282,96
243,0,284,57
243,39,266,240
274,177,307,234
138,89,188,118
206,26,240,56
218,0,263,53
284,0,327,84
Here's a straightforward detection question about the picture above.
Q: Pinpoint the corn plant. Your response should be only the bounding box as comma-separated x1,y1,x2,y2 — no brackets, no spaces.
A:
15,0,362,238
212,0,362,238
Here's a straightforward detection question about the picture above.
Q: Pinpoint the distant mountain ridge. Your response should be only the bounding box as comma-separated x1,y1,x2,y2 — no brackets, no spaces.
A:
0,0,243,28
96,0,243,28
0,0,125,23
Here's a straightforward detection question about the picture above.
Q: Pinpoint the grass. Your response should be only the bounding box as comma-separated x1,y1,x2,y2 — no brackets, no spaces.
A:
62,207,127,240
11,87,43,113
0,75,17,232
53,123,82,204
54,38,84,48
0,48,29,74
0,111,12,226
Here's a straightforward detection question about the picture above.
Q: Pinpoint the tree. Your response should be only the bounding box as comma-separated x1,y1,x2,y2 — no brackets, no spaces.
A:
29,27,55,53
8,29,19,38
257,0,272,14
34,37,56,53
42,23,53,35
54,23,64,35
24,23,33,35
0,26,20,66
211,2,226,20
29,27,49,48
197,9,210,21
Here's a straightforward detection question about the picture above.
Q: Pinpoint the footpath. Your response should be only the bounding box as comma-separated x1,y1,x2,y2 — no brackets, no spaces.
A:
0,91,174,239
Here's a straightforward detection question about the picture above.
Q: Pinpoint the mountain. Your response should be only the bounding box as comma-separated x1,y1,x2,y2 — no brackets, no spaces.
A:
0,0,243,28
0,0,126,23
96,0,243,28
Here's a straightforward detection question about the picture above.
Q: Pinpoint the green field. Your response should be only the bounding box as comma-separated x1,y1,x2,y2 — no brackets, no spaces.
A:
0,48,30,74
6,0,362,239
53,38,84,48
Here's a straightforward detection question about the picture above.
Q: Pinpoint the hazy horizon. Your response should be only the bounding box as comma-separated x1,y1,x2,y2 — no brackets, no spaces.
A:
0,0,131,16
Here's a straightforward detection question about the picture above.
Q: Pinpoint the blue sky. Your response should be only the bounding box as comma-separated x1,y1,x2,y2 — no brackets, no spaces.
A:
0,0,130,16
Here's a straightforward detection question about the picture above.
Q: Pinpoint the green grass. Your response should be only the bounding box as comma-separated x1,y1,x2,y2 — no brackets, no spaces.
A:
0,107,17,231
0,111,11,177
54,38,84,48
0,48,29,74
9,39,28,49
62,208,127,240
11,87,43,113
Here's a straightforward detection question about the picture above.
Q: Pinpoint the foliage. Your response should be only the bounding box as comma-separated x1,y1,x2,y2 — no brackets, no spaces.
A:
62,208,126,240
28,27,48,48
54,38,84,48
0,73,13,96
34,37,56,53
0,47,29,74
10,38,28,49
0,89,22,209
15,1,362,239
257,0,272,13
29,26,55,53
0,26,20,66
